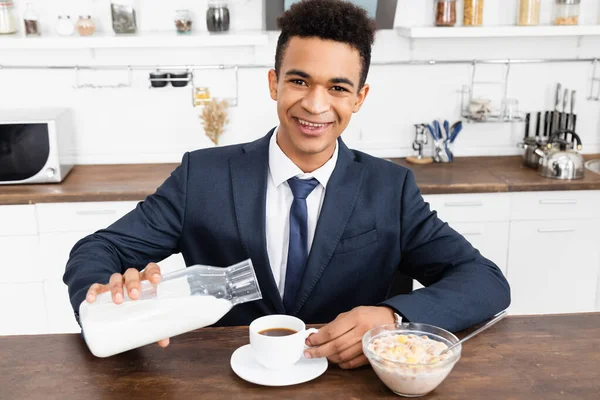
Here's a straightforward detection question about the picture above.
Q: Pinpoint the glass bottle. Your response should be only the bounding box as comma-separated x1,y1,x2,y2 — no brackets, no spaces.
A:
553,0,580,26
206,1,230,32
0,1,17,35
463,0,484,27
56,15,75,36
76,16,96,36
517,0,540,26
23,2,40,36
435,0,457,27
175,9,193,34
79,259,262,358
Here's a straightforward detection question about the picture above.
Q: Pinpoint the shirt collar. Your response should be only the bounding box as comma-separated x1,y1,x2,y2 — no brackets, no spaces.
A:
268,126,338,188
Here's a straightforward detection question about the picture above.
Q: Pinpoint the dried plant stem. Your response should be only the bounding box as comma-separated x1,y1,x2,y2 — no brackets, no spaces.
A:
199,98,229,145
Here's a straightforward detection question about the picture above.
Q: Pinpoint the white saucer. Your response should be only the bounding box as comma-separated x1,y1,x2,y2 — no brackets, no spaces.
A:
230,344,328,387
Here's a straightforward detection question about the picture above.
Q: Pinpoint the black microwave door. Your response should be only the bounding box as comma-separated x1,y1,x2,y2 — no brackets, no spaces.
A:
0,124,50,182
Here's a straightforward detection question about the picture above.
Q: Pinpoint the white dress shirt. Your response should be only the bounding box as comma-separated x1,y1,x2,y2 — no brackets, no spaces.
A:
266,127,339,298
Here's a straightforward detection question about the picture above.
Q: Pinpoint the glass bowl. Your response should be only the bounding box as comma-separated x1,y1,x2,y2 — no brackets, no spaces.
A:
362,323,462,397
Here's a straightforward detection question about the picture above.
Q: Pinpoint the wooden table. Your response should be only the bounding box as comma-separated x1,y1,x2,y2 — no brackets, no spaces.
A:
1,313,599,399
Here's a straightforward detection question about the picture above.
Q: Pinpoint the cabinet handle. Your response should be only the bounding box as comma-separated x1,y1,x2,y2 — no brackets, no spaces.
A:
444,201,483,207
539,199,577,205
75,210,117,216
537,228,576,233
460,231,483,236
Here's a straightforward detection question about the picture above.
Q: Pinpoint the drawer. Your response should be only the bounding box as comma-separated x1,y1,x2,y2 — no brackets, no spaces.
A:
0,205,37,236
422,193,511,223
0,282,47,335
1,236,41,283
36,201,139,234
510,191,600,221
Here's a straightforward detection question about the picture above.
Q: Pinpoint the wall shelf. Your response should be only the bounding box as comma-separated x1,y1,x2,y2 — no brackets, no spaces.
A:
397,25,600,39
0,30,269,50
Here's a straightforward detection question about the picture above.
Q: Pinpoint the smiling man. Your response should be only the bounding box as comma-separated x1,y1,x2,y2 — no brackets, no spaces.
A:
64,0,510,370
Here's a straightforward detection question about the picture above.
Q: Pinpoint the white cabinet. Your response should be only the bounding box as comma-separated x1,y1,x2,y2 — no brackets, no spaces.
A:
0,282,47,335
0,205,40,284
507,219,599,314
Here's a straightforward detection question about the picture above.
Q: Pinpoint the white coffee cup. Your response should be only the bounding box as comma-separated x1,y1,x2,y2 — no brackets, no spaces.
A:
249,314,318,370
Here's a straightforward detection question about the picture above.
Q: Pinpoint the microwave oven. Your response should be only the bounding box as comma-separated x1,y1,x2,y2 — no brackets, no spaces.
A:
0,108,75,185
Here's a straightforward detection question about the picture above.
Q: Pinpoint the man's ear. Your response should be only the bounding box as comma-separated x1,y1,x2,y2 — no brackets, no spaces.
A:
268,69,278,101
353,83,370,113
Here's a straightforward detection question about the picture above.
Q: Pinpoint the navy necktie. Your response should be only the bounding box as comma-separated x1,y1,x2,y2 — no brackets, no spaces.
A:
283,177,319,313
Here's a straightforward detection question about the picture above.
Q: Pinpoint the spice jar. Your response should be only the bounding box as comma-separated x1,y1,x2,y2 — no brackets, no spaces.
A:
517,0,540,26
23,2,40,36
76,16,95,36
553,0,580,25
55,15,75,36
194,87,212,106
206,1,230,32
435,0,456,27
463,0,484,26
0,1,17,35
175,9,193,34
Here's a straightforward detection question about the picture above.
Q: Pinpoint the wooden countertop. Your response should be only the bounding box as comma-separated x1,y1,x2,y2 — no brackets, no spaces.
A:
1,313,599,399
1,155,600,205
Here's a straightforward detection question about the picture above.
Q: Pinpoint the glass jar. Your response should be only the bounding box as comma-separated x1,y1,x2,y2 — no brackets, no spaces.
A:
76,16,95,36
23,2,40,36
463,0,484,26
206,1,230,32
435,0,456,27
517,0,540,26
553,0,580,25
0,1,17,35
194,87,212,106
55,15,75,37
175,9,193,34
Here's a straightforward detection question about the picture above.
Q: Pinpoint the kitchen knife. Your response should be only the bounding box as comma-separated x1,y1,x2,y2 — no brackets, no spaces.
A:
562,88,569,130
553,83,561,136
543,111,550,142
524,113,530,138
535,111,541,140
570,90,576,131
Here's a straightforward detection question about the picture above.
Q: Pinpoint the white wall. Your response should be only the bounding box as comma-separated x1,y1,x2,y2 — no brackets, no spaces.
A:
0,0,599,164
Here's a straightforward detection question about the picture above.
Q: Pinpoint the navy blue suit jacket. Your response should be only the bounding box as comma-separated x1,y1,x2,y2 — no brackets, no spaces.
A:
64,131,510,332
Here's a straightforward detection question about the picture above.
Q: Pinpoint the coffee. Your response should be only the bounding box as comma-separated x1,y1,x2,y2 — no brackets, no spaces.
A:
258,328,297,337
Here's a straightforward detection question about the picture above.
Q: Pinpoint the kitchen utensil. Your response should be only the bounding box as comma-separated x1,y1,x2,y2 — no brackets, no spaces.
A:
449,121,462,143
440,310,507,356
552,83,561,135
543,111,550,142
434,120,443,141
569,90,576,131
407,124,433,165
562,87,569,129
535,129,584,180
524,113,530,138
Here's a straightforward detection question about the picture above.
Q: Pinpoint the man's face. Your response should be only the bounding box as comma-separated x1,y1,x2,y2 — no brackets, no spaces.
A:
268,36,369,163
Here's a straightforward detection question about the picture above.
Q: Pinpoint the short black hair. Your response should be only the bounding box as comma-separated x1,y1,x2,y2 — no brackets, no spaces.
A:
275,0,377,89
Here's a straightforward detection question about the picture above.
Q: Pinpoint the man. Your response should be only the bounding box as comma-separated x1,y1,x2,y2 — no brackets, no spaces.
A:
64,0,510,369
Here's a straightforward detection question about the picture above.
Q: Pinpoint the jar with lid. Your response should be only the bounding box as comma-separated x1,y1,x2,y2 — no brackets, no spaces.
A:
0,1,17,35
76,16,95,36
56,15,75,36
463,0,484,26
553,0,580,25
206,1,230,32
23,2,40,36
517,0,540,26
435,0,456,27
175,9,193,34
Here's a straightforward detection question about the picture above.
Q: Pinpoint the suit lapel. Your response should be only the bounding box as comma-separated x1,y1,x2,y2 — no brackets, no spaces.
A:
230,130,286,314
291,139,365,315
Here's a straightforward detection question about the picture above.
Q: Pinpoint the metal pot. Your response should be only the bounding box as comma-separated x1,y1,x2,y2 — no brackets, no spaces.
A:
517,137,542,168
535,129,584,180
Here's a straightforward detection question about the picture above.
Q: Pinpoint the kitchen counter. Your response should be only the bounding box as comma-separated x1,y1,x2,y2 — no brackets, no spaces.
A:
1,313,599,399
1,155,600,205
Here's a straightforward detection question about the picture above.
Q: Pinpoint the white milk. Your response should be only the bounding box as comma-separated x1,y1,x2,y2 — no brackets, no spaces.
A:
81,295,232,358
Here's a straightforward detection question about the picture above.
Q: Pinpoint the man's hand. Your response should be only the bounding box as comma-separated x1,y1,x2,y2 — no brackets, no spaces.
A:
84,262,170,348
304,306,396,369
